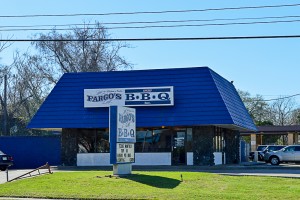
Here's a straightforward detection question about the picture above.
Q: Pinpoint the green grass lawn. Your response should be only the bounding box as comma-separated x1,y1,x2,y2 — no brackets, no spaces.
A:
0,171,299,199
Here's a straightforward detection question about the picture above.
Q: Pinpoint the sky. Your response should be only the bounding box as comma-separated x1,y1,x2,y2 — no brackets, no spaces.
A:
1,0,300,104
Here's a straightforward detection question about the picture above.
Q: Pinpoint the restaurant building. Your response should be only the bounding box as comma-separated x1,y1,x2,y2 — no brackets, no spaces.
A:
28,67,256,166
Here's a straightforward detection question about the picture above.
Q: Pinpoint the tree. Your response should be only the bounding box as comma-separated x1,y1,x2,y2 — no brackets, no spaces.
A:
0,35,12,56
291,108,300,125
2,22,132,135
269,97,297,125
32,22,132,84
3,52,54,135
238,90,271,125
0,34,13,136
239,90,300,126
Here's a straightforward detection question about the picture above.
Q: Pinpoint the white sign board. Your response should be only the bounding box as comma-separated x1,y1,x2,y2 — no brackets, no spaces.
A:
116,143,135,163
84,86,174,107
117,106,136,143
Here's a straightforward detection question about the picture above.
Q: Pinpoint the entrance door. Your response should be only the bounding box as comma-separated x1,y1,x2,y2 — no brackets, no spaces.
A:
172,131,186,165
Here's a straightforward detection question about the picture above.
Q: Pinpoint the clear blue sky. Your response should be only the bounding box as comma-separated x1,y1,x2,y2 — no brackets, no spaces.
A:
1,0,300,104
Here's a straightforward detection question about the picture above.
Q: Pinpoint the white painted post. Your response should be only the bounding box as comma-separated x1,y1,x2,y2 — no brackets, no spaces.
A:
254,151,258,162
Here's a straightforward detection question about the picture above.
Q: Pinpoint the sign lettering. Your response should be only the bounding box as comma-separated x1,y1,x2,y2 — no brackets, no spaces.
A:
84,86,174,107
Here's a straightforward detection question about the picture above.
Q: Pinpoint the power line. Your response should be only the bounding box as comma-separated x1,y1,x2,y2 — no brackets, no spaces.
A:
107,19,300,29
1,35,300,42
1,15,300,29
0,3,300,18
1,19,300,32
256,94,300,102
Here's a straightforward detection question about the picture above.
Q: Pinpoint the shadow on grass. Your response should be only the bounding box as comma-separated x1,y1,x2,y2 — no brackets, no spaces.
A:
123,173,181,189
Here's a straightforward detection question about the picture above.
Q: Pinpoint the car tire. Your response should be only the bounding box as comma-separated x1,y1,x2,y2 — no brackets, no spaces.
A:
270,156,280,165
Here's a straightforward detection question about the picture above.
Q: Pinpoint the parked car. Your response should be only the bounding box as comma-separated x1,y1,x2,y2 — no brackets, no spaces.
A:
249,145,286,161
0,150,13,171
264,145,300,165
262,145,286,154
249,145,267,161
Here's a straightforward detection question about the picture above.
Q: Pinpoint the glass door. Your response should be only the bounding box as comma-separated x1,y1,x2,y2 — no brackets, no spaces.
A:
172,131,186,165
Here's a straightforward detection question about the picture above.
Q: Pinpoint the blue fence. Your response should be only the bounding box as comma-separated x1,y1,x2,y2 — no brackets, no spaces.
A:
0,136,61,169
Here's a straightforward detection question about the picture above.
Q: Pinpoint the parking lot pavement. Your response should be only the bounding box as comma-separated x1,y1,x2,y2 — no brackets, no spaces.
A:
218,172,300,178
199,163,300,178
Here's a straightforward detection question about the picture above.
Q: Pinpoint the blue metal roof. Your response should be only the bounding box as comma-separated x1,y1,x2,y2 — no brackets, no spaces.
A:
28,67,257,131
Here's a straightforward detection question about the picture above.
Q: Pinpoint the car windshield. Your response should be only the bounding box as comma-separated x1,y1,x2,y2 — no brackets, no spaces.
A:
0,151,4,155
268,146,285,152
257,146,267,151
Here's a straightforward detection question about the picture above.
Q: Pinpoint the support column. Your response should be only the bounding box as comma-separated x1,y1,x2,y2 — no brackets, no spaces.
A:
192,126,214,166
250,134,257,152
61,128,78,166
287,133,294,145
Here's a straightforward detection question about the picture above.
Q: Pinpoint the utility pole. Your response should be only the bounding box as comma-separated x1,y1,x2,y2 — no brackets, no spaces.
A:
3,74,7,136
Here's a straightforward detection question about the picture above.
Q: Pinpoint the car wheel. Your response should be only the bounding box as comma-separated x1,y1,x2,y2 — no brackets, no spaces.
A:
270,156,280,165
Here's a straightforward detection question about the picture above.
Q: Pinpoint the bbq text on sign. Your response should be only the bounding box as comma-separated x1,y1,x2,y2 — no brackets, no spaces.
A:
84,86,174,107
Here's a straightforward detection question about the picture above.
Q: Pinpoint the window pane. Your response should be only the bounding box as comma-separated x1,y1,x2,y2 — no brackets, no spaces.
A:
135,128,172,152
78,129,97,153
77,129,110,153
96,130,110,153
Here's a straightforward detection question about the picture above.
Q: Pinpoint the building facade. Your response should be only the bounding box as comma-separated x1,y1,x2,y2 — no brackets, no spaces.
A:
28,67,256,166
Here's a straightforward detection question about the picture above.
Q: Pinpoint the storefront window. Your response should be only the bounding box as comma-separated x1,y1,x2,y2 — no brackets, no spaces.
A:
135,128,172,152
213,127,224,152
95,130,110,153
77,129,109,153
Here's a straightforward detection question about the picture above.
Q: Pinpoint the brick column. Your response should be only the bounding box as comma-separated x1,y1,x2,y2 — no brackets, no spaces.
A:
287,133,294,145
250,134,257,152
61,128,78,166
193,126,214,166
224,130,240,164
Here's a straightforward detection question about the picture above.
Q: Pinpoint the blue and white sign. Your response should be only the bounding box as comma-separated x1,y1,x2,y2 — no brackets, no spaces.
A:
116,143,135,163
110,106,136,164
117,106,136,143
84,86,174,107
